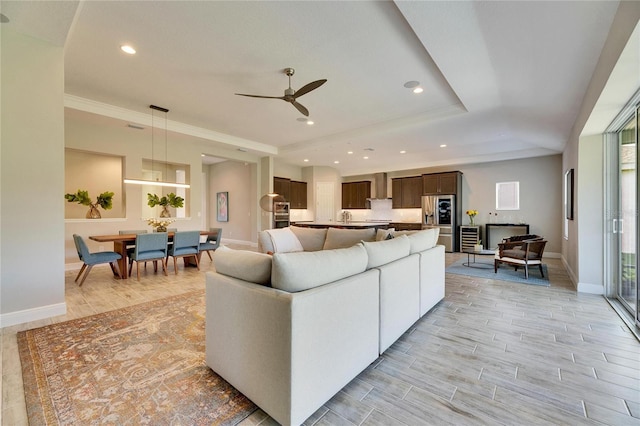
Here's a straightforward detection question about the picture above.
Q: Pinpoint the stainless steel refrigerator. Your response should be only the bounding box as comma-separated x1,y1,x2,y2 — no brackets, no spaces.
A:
422,194,455,252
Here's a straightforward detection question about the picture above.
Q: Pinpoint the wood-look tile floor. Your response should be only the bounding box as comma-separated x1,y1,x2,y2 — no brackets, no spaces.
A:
2,250,639,425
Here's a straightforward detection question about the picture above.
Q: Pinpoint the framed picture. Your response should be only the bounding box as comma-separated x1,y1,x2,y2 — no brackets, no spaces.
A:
565,169,574,220
216,191,228,222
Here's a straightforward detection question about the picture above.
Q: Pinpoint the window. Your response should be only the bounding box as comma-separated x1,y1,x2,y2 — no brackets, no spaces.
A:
496,181,519,210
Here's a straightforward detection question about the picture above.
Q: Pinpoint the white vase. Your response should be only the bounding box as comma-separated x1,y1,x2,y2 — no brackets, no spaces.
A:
474,244,483,251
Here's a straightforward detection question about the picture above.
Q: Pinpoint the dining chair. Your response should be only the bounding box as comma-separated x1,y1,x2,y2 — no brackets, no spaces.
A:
128,232,169,280
199,228,222,261
73,234,122,286
119,229,147,255
167,230,201,274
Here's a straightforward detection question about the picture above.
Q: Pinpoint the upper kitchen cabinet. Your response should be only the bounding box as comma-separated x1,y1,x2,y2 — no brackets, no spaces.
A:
274,177,307,209
422,172,462,195
342,181,371,209
392,176,422,208
290,180,307,209
274,177,291,201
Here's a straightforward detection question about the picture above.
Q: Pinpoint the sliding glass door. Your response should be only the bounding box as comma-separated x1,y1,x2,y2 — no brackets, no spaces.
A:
617,115,637,317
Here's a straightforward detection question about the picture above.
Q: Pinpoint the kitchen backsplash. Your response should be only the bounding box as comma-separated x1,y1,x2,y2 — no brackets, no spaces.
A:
289,199,422,223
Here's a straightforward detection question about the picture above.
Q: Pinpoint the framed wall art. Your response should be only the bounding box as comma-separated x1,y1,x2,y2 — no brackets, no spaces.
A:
217,191,228,222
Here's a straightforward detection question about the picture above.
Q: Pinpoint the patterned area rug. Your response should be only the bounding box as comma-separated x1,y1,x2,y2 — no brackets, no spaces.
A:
446,258,550,286
18,290,256,425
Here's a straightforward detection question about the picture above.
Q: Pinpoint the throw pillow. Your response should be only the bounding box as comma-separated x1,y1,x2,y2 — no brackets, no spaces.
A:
323,227,376,250
271,244,368,292
289,226,327,251
375,228,395,241
265,228,304,253
361,234,411,268
213,246,273,285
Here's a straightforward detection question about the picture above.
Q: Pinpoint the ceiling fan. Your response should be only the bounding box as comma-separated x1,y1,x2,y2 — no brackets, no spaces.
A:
235,68,327,117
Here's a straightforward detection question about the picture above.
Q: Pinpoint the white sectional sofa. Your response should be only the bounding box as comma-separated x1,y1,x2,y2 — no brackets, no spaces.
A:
205,226,445,426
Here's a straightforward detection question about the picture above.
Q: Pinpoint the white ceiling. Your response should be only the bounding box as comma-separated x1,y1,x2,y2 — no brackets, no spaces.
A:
0,1,629,176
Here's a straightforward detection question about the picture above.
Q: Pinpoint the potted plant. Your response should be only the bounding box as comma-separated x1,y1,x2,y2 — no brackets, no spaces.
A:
65,190,114,219
147,192,184,217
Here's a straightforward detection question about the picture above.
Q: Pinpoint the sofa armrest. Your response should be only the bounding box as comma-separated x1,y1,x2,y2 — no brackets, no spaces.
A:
205,270,380,426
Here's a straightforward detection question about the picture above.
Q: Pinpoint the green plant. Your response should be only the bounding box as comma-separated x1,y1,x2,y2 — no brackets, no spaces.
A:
147,192,184,208
65,190,114,210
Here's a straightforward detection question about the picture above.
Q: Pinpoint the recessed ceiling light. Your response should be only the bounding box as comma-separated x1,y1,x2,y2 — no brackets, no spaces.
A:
404,81,420,89
334,160,340,164
413,87,423,94
120,45,136,55
201,154,205,157
363,156,369,160
347,151,353,155
440,144,447,148
303,159,309,162
306,120,314,125
400,150,406,154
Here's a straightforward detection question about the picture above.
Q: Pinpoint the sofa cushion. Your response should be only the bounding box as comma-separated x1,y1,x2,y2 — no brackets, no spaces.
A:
257,231,274,254
362,234,411,268
213,246,273,285
265,228,304,253
406,228,439,254
290,226,327,252
323,227,376,250
271,244,368,292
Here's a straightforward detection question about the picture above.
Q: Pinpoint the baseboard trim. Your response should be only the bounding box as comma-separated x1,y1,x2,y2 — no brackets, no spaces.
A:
577,282,604,295
1,302,67,329
561,255,578,290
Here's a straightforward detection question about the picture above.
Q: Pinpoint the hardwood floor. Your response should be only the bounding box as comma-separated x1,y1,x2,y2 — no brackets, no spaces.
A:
2,251,638,425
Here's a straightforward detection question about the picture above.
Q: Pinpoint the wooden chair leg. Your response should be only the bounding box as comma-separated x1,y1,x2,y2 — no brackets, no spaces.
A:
206,250,213,261
78,265,93,287
110,262,122,279
75,264,87,283
539,264,544,277
494,260,499,273
162,259,169,276
137,262,141,281
173,257,178,274
193,254,200,271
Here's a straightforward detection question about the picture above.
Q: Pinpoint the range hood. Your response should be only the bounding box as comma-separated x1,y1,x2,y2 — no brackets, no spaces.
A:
368,173,390,200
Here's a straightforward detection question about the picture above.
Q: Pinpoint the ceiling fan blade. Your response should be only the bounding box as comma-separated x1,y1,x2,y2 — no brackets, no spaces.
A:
293,79,327,99
292,101,309,117
235,93,285,99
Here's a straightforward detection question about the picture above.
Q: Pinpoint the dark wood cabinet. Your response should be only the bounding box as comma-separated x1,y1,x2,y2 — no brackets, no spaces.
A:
290,180,307,209
274,177,291,201
342,181,371,209
274,177,307,209
392,176,422,208
389,222,422,231
422,172,460,195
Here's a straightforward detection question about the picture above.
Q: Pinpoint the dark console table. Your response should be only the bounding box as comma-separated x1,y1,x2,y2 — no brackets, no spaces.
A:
485,223,530,249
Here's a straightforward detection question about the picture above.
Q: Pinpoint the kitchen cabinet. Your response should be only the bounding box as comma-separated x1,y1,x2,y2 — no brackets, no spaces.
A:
389,222,422,231
342,181,371,209
274,177,307,209
274,177,291,201
290,180,307,209
392,176,422,208
422,172,460,195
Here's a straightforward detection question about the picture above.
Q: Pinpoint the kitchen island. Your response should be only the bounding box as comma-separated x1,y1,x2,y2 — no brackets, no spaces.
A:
292,221,390,230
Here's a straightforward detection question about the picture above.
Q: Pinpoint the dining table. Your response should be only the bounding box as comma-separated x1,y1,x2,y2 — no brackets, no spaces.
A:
89,230,218,279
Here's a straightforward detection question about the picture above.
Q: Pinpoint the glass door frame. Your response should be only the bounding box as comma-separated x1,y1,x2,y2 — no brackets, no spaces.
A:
604,91,640,329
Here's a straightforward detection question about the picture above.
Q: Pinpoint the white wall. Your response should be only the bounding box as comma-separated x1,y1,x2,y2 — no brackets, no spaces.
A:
208,160,255,242
1,29,66,326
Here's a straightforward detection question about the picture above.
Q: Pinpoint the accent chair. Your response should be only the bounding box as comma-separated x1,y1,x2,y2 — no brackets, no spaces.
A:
128,232,169,280
167,230,201,274
200,228,222,261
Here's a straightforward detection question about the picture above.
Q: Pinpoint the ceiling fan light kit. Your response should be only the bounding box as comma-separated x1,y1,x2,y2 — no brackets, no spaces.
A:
235,67,327,117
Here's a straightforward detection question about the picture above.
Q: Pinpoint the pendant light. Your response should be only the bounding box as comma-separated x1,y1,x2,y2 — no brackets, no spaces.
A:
124,104,191,189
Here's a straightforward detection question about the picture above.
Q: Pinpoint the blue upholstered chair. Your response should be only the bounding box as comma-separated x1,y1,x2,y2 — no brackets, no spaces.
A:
167,230,201,274
199,228,222,261
73,234,122,286
128,232,169,280
119,229,148,258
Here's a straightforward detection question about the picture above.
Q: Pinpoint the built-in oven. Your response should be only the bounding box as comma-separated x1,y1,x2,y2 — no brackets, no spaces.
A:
273,201,290,229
